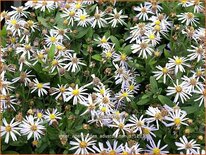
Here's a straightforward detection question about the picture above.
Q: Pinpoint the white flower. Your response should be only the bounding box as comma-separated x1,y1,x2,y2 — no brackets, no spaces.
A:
127,114,146,134
194,85,206,106
31,78,50,97
65,84,88,105
113,52,131,67
178,0,193,7
69,133,96,154
109,118,130,138
177,12,199,26
134,4,153,21
93,142,107,154
181,75,202,93
91,6,107,28
192,0,204,13
187,44,204,62
75,10,90,27
146,106,165,129
166,79,191,103
12,70,35,86
175,136,200,154
44,109,62,125
164,109,188,128
61,8,77,26
34,0,55,12
81,94,97,118
168,56,190,74
6,17,25,36
131,40,154,59
94,36,111,49
50,84,69,101
64,53,86,72
8,6,29,18
106,8,128,27
20,115,45,140
16,43,34,59
153,64,172,84
146,140,169,154
1,118,21,143
45,31,62,47
142,124,157,141
106,140,123,154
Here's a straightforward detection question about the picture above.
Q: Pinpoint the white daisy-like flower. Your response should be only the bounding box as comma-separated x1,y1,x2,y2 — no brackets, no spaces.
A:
134,4,153,21
177,12,199,26
69,132,96,154
106,140,123,154
142,124,157,141
194,85,206,106
178,0,193,7
75,10,90,27
64,53,86,72
1,118,21,143
192,0,204,13
45,31,62,47
153,64,172,84
91,6,107,28
109,117,130,138
187,44,204,62
65,84,88,105
16,43,34,59
8,6,29,18
81,94,97,118
166,79,191,103
34,0,55,12
131,40,154,59
12,70,35,86
146,140,169,155
61,8,77,26
181,75,202,93
167,56,190,75
127,114,146,134
20,115,45,140
31,78,50,97
164,109,188,128
93,142,107,154
50,84,69,101
106,8,128,27
94,36,111,49
146,106,165,129
175,136,200,154
44,108,62,125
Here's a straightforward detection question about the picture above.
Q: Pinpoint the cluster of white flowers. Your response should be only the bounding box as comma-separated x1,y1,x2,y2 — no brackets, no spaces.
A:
0,0,205,154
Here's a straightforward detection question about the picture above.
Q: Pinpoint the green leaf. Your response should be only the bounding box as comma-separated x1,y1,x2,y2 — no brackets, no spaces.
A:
2,151,19,154
37,17,48,27
136,98,150,105
75,27,90,39
48,44,56,60
110,36,120,48
150,76,158,92
92,54,102,61
158,95,175,107
182,104,199,114
123,44,132,55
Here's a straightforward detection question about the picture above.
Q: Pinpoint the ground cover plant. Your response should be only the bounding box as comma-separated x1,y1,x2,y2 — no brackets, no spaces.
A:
0,0,205,154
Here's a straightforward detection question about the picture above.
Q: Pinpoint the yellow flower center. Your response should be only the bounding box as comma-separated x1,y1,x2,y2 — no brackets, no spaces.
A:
59,87,65,93
31,125,37,131
174,118,181,125
37,53,44,59
118,123,124,129
11,19,17,25
120,54,127,61
154,25,161,31
79,15,86,21
175,58,183,65
187,13,194,19
5,125,11,132
110,150,116,155
69,11,75,17
72,89,79,96
102,96,109,104
143,128,150,135
129,85,135,91
153,147,161,154
155,112,163,120
196,70,202,76
175,86,182,93
136,121,144,127
121,92,128,97
100,89,105,95
162,67,168,74
27,20,34,26
149,34,155,40
123,151,128,155
37,83,43,89
79,141,87,148
101,38,107,43
25,44,31,50
57,45,64,51
75,3,81,9
106,51,112,58
101,107,107,112
50,37,57,43
190,79,196,85
51,59,58,66
155,20,161,25
49,114,56,120
37,113,43,118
